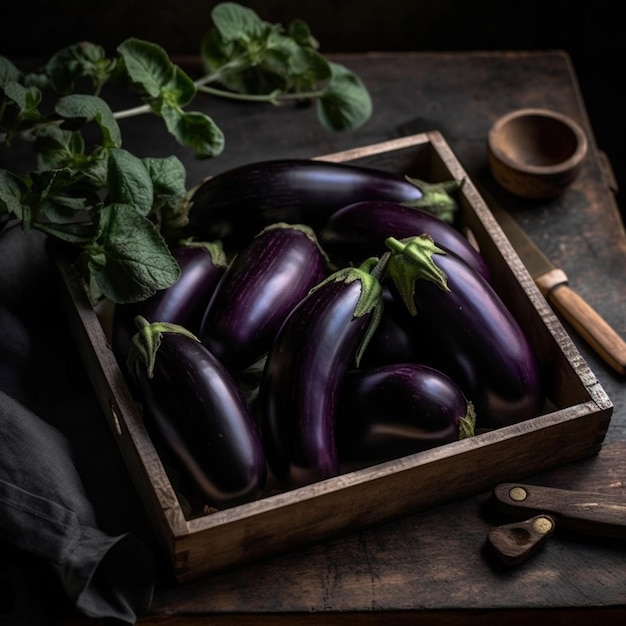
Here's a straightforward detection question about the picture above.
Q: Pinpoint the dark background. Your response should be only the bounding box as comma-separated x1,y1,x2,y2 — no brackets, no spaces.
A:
3,0,624,219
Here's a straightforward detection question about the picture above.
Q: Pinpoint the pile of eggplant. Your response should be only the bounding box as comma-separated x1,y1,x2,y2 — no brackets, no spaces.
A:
114,158,544,511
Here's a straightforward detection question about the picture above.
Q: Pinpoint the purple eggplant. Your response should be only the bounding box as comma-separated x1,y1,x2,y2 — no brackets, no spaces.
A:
186,158,461,251
259,258,385,489
359,287,421,368
112,241,227,370
200,223,329,372
385,235,543,429
319,200,491,281
129,318,267,509
336,363,476,462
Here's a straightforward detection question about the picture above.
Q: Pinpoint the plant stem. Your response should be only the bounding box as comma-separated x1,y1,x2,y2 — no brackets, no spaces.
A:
111,82,327,121
196,84,325,103
113,103,152,120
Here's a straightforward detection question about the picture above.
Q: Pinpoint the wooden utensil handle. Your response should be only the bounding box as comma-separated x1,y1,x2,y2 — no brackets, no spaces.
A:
547,281,626,375
487,514,556,567
493,483,626,539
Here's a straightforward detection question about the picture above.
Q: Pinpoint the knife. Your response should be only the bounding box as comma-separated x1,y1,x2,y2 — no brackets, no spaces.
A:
484,196,626,376
492,482,626,540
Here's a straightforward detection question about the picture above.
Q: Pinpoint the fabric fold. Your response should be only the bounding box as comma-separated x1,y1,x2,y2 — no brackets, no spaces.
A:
0,390,155,624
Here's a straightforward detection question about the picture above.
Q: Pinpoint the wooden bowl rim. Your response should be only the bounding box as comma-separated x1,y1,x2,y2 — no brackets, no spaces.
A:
487,107,588,176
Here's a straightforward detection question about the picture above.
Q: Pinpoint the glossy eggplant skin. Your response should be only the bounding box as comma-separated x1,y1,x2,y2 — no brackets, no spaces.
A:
130,326,267,509
386,236,543,429
186,159,424,251
112,242,227,370
336,363,475,462
200,224,328,372
259,264,383,489
359,287,420,368
319,200,491,281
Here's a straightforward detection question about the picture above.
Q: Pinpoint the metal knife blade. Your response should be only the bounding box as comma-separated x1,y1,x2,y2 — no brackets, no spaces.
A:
486,198,626,375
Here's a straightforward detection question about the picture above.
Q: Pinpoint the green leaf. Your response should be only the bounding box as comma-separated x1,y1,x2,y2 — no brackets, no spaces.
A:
142,156,189,237
0,56,21,85
0,169,29,222
118,39,197,112
201,8,333,98
35,219,96,244
143,155,187,198
41,194,89,221
33,125,85,169
288,20,319,49
117,38,177,98
161,107,225,158
284,47,332,92
317,62,372,131
107,148,154,215
170,66,197,107
88,203,180,303
30,168,86,212
26,168,99,231
55,94,122,148
44,42,109,92
1,81,41,116
211,2,266,42
236,37,328,95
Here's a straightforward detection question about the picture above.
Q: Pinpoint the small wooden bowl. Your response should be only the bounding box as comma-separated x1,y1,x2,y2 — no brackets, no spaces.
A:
487,108,588,199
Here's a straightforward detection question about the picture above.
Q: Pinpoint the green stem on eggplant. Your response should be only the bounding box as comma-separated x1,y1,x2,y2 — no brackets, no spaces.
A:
310,258,383,320
402,177,465,223
308,258,385,367
385,235,450,316
129,315,200,378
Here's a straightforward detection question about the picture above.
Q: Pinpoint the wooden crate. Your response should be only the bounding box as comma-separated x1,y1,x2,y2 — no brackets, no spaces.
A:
53,131,613,584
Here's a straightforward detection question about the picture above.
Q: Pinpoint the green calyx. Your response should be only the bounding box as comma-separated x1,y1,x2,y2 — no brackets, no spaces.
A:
402,177,465,223
258,222,331,265
385,235,450,316
177,237,228,267
312,256,384,319
459,402,477,440
310,256,384,366
258,222,316,238
127,315,200,378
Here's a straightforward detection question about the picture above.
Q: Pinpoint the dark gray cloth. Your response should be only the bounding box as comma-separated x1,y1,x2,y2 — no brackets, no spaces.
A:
0,392,155,624
1,226,156,624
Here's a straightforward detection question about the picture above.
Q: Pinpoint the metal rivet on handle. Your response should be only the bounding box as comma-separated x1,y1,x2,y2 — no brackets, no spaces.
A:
509,486,528,502
532,516,555,534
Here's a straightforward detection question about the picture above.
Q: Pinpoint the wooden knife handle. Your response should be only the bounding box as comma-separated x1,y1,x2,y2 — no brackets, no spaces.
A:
536,269,626,375
493,483,626,539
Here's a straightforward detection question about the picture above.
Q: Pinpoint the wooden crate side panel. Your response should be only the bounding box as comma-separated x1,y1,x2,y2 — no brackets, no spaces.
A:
52,252,189,553
458,177,611,411
172,401,610,582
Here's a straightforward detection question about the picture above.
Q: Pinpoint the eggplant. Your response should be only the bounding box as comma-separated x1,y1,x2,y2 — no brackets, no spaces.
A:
200,223,329,372
112,241,227,370
259,258,384,489
385,235,543,429
359,287,421,368
186,158,461,251
129,318,267,509
336,363,476,462
318,200,491,282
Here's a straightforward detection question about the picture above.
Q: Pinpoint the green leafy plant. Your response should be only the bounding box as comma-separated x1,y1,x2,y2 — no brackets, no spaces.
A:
0,2,372,304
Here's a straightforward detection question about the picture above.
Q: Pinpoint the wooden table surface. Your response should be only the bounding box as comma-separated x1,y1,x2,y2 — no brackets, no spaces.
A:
4,50,626,624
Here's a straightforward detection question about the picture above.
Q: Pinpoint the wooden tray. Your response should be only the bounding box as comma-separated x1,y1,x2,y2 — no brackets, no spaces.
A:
53,131,613,584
